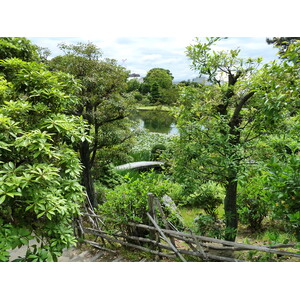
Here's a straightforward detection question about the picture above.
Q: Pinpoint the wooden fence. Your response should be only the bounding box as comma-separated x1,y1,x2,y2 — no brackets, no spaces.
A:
74,193,300,262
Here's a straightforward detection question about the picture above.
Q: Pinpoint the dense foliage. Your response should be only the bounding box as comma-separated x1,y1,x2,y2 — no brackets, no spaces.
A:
2,36,300,261
170,37,300,240
49,42,136,207
98,171,183,237
0,39,89,261
128,68,179,105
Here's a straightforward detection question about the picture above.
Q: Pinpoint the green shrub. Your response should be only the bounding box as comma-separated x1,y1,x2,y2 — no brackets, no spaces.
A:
194,213,225,239
237,171,269,232
266,155,300,240
93,163,124,189
98,172,183,236
185,181,224,218
151,143,167,160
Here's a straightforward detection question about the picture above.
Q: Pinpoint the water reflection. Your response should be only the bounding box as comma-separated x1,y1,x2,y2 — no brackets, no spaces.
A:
132,110,178,135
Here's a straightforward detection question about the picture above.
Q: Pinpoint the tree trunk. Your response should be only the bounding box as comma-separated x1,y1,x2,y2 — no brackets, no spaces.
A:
224,176,238,241
79,140,97,208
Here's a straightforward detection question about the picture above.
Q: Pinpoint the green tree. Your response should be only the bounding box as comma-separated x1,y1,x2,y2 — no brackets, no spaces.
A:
142,68,175,104
127,78,141,92
0,37,39,62
266,37,300,59
0,48,89,261
172,37,298,241
49,42,136,207
150,82,161,103
143,68,173,89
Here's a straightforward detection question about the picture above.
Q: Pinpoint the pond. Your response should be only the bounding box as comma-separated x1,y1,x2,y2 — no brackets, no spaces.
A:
131,110,178,135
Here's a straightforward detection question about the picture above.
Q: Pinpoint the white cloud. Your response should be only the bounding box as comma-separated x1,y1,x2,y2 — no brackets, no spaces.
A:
29,36,279,81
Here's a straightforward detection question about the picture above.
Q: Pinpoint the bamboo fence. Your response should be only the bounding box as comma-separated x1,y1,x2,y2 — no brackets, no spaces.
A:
75,193,300,262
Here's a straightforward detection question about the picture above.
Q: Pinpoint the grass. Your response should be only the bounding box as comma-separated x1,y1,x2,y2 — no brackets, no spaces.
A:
179,207,203,231
237,225,297,245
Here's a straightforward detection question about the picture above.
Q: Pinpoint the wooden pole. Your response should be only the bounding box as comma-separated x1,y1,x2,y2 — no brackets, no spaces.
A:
83,227,175,259
147,212,187,262
148,193,161,260
154,197,176,246
126,222,300,259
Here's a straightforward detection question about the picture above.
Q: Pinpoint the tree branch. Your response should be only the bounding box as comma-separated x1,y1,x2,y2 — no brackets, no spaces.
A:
98,113,129,127
230,91,255,126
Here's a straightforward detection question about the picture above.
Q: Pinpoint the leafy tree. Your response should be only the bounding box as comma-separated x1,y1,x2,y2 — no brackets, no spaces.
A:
0,37,39,62
160,85,180,105
126,78,141,92
266,37,300,59
150,82,161,103
49,42,136,207
172,37,299,241
143,68,173,89
142,68,176,104
0,50,89,261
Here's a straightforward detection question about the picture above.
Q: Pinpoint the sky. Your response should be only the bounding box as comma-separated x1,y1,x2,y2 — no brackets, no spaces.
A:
3,0,297,82
29,36,280,82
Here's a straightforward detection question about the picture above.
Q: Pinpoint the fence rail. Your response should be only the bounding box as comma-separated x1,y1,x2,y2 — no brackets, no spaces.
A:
75,193,300,262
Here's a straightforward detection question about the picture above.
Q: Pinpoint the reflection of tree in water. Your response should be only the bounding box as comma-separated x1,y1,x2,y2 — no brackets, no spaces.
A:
134,111,175,134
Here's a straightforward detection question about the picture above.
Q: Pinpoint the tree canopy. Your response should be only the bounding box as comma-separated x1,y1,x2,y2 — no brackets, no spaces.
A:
266,37,300,59
0,37,40,62
49,42,136,207
171,37,300,240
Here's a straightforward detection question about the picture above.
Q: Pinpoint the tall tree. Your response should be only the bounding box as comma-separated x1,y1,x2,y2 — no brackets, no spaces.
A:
172,37,298,241
49,42,135,207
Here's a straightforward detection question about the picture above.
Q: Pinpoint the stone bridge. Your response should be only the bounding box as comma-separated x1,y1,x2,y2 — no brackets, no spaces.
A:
115,161,164,171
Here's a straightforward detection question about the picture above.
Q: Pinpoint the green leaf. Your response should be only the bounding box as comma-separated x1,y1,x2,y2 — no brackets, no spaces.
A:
0,195,6,204
37,212,45,218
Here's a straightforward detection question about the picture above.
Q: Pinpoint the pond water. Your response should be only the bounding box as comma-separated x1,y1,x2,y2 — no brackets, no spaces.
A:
131,110,178,135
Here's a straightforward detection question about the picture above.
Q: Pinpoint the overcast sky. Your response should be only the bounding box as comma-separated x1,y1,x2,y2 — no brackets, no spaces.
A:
29,36,280,81
3,1,296,82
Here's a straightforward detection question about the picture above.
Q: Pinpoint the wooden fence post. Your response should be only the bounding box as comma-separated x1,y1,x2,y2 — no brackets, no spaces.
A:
154,197,176,247
148,193,162,260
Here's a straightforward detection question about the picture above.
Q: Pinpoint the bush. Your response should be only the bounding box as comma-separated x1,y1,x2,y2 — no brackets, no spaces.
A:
98,172,183,237
184,181,224,218
93,163,124,189
194,213,225,239
237,171,269,232
151,143,167,160
0,55,88,261
266,155,300,240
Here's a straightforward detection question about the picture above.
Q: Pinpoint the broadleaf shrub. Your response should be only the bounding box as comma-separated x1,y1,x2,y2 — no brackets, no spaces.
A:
237,170,269,232
98,172,184,237
183,181,224,218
